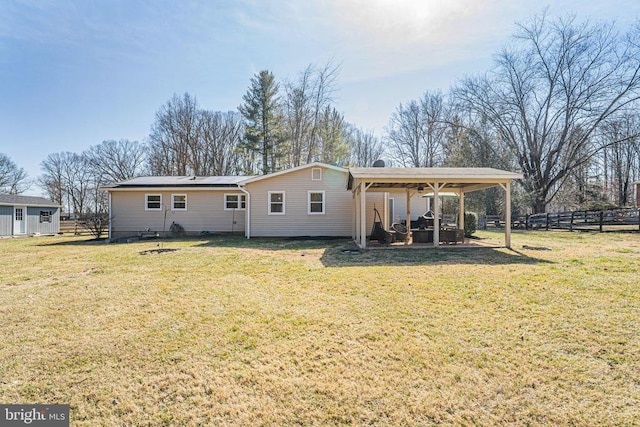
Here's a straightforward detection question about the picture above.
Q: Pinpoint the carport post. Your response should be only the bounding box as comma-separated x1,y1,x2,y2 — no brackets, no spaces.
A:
458,190,465,231
383,192,389,230
505,181,512,248
405,188,411,245
433,183,440,248
352,188,357,241
360,181,367,248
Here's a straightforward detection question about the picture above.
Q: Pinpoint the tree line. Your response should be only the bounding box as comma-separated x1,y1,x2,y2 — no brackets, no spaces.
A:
147,62,384,177
2,12,639,218
385,13,640,214
3,61,383,217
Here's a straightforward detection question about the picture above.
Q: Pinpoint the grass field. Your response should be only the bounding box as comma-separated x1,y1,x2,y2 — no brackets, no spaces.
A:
1,230,639,426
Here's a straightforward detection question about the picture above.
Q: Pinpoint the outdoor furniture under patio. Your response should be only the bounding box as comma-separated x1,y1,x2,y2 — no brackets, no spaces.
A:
410,227,464,244
439,227,464,244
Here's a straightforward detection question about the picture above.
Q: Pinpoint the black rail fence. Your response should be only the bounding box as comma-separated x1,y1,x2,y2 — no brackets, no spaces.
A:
480,208,640,232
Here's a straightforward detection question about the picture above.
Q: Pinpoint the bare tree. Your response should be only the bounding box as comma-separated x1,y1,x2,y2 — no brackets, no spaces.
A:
284,65,315,167
347,126,386,167
283,61,341,167
149,93,202,175
40,152,92,216
200,111,245,175
599,113,640,206
62,153,92,216
85,139,147,183
443,112,514,170
455,14,640,212
0,153,29,194
305,61,340,164
39,153,66,206
386,90,447,167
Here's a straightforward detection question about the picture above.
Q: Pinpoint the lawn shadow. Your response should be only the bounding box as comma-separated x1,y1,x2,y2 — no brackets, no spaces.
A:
35,237,107,246
35,234,348,250
192,235,350,251
319,245,554,267
34,235,553,267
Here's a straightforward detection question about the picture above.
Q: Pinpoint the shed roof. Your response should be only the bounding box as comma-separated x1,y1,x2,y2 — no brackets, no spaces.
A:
101,175,253,190
0,194,59,207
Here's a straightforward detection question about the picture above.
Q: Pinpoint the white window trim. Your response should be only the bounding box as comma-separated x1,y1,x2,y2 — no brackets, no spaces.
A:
171,194,187,211
145,194,162,211
311,167,322,181
268,191,286,215
308,190,325,215
40,210,52,223
224,193,246,211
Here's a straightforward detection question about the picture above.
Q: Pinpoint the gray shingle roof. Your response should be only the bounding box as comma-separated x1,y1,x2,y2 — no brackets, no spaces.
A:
0,194,59,207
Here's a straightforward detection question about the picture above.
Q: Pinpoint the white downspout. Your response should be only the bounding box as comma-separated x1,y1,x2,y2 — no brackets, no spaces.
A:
108,191,112,242
239,185,251,239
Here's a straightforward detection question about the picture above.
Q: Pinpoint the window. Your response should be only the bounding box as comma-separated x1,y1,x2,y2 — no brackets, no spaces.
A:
311,167,322,181
145,194,162,211
40,210,52,223
308,191,325,214
225,194,246,210
15,208,23,221
268,191,285,215
171,194,187,210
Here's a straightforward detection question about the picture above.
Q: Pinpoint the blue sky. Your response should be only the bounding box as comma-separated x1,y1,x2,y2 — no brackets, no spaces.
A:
1,0,639,195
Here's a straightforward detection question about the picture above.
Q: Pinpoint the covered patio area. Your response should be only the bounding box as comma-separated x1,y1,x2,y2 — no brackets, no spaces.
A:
347,167,523,249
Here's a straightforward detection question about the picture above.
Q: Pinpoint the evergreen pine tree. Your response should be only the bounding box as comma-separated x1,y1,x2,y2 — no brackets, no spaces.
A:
238,70,283,174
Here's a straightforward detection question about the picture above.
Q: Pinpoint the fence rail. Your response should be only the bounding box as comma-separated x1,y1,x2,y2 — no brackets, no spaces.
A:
481,208,640,232
60,220,93,235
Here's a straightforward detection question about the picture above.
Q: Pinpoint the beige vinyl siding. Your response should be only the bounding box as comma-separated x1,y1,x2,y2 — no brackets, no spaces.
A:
110,190,246,238
364,191,429,234
247,166,352,237
387,191,430,221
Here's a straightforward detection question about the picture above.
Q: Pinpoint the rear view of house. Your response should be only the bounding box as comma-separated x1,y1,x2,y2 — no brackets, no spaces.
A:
102,162,522,247
0,194,60,237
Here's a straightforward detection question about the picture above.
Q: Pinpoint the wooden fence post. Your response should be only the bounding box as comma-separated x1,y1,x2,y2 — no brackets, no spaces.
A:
599,211,604,232
546,213,550,231
570,211,574,231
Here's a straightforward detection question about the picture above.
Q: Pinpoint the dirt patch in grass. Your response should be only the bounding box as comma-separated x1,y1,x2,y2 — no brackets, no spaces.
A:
139,248,179,255
1,231,639,425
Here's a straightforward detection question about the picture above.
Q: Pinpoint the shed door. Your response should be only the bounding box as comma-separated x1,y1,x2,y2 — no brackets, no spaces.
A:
14,206,26,234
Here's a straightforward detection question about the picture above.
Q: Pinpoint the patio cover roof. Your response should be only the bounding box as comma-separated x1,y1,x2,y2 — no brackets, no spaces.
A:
348,167,523,193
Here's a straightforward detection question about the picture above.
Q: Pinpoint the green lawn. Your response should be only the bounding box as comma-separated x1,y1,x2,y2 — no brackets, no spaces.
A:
1,231,639,426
